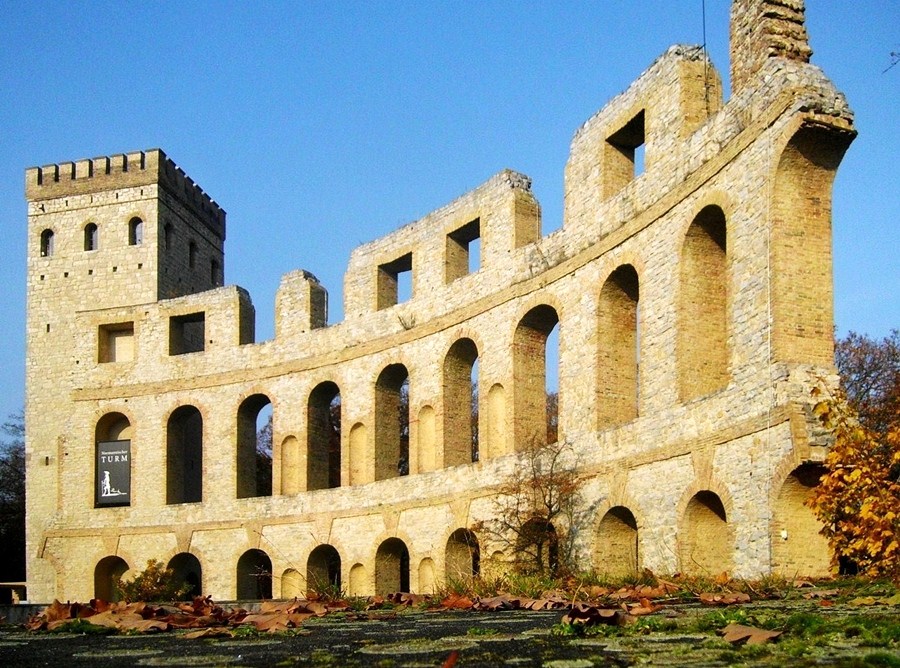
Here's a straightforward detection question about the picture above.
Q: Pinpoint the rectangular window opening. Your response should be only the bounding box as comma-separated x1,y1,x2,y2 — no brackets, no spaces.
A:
445,218,481,283
99,322,135,363
169,312,206,355
604,110,646,196
376,252,413,309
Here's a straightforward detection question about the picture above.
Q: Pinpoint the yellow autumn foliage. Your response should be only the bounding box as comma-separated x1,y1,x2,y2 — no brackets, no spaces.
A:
808,385,900,579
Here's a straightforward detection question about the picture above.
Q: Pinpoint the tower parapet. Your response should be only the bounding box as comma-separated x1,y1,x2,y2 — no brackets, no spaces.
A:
26,149,225,239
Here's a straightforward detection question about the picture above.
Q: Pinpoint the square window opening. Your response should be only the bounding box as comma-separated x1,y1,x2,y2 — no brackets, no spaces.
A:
99,322,135,363
169,312,206,355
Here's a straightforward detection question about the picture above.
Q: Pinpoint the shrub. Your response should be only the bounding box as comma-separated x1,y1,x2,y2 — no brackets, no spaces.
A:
115,559,192,602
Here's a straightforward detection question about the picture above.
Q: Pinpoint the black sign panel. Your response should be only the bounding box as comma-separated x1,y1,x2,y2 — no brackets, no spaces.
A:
96,440,131,506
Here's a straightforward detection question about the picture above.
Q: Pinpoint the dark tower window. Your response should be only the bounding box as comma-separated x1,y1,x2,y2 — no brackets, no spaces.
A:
189,241,198,269
164,223,174,251
129,217,143,246
84,223,99,251
40,229,55,257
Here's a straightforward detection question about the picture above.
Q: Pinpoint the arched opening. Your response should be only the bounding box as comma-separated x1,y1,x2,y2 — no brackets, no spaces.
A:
443,339,479,467
486,383,507,458
417,406,436,472
517,518,558,576
678,205,728,402
771,125,852,364
419,558,436,594
679,491,733,576
236,394,272,499
348,563,367,596
595,506,639,578
40,229,55,257
375,364,410,480
236,549,272,600
129,217,143,246
375,538,410,594
513,305,560,450
445,529,480,583
349,423,367,485
96,412,132,442
84,222,98,251
772,464,830,577
597,265,640,426
281,435,300,495
307,544,342,596
166,405,203,504
167,552,202,599
282,568,303,598
94,555,128,602
95,413,132,507
307,382,341,490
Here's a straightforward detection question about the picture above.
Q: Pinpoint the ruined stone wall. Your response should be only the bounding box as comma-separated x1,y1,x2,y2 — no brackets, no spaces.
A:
25,0,854,603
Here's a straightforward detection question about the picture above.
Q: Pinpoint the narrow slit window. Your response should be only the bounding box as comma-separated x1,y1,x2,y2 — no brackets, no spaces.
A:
129,217,143,245
188,241,198,269
84,223,99,251
40,229,55,257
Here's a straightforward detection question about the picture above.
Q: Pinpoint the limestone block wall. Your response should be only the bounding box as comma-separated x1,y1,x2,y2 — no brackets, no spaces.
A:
25,0,856,603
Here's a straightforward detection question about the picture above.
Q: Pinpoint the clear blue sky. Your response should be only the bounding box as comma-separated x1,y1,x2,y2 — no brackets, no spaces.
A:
1,1,897,424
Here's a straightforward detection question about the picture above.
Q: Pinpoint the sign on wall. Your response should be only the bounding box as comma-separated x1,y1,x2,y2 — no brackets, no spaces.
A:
96,440,131,506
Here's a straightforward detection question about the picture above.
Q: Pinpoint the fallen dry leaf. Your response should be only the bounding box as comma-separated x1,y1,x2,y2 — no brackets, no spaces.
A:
182,627,232,639
699,591,751,606
719,623,781,645
562,603,630,627
802,589,839,599
440,594,474,610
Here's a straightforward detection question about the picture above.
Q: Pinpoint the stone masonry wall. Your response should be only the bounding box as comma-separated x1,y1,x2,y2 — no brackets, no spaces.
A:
25,0,854,602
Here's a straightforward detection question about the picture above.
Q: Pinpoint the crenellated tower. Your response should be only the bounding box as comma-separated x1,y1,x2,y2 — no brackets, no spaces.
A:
24,150,226,596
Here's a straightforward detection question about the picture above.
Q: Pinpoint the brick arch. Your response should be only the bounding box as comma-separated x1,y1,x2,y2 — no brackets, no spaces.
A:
235,393,272,499
594,505,640,578
279,434,300,495
596,263,641,428
306,380,341,490
94,408,135,441
442,337,479,467
444,528,480,583
374,363,411,481
373,535,413,595
165,404,205,505
677,203,730,402
94,554,129,602
512,302,561,450
306,543,342,596
769,451,830,577
770,120,853,365
348,422,368,485
675,478,736,576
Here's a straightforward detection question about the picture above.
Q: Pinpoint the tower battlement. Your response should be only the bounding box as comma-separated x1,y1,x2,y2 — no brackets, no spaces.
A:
26,149,225,239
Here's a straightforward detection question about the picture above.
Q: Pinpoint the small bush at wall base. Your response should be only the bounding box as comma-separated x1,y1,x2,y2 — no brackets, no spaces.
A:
115,559,192,603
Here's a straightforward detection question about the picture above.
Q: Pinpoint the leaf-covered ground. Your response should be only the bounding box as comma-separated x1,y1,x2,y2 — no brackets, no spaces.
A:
4,577,900,666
